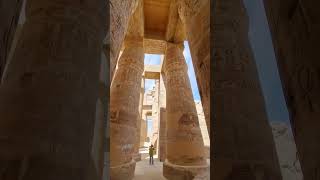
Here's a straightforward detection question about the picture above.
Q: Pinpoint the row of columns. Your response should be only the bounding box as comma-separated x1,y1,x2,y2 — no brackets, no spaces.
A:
1,0,320,180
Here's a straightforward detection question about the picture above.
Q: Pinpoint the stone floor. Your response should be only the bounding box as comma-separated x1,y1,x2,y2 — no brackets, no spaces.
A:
133,145,210,180
133,147,167,180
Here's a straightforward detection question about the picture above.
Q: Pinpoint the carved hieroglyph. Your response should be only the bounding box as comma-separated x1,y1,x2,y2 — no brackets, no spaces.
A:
263,1,320,179
0,0,107,179
212,0,282,179
177,0,210,136
0,0,23,78
110,38,144,180
163,42,208,180
133,78,145,161
110,0,139,80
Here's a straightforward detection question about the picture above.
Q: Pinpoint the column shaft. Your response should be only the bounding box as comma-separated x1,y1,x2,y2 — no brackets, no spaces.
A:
263,1,320,179
178,0,210,136
110,0,139,80
110,39,144,180
0,0,106,179
163,43,208,180
133,78,145,161
212,0,282,179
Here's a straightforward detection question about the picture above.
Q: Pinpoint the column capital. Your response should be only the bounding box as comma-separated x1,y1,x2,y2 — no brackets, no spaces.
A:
166,42,184,52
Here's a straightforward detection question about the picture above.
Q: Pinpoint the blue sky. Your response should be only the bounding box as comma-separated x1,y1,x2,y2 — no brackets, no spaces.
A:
144,42,201,101
244,0,289,123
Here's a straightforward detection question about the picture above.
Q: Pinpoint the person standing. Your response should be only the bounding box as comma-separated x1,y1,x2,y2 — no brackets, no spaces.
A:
149,144,154,165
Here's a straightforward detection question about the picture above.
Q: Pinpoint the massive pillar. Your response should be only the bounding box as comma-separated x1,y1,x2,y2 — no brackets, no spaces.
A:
212,0,282,179
151,79,160,153
177,0,210,136
163,42,208,180
159,73,167,162
133,77,145,161
0,0,23,78
263,1,320,179
0,0,106,179
159,107,167,162
110,38,144,180
110,0,139,80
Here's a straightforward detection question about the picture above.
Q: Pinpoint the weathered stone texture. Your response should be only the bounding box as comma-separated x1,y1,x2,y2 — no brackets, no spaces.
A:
0,0,107,179
133,78,145,161
177,0,210,135
151,79,160,153
263,1,320,179
212,0,282,179
110,38,144,179
271,122,303,180
159,73,167,162
0,0,23,78
163,42,208,180
110,0,138,80
159,107,167,162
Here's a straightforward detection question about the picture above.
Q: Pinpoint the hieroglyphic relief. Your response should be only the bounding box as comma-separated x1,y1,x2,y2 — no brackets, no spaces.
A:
212,0,282,179
164,42,207,177
291,65,319,112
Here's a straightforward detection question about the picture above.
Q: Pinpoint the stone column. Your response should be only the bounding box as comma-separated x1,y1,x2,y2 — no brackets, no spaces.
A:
263,1,320,179
110,0,139,80
0,0,23,78
140,112,148,147
159,73,167,162
110,38,144,180
163,42,208,180
212,0,282,179
0,0,106,179
133,77,145,161
151,79,160,153
177,0,210,136
159,107,167,162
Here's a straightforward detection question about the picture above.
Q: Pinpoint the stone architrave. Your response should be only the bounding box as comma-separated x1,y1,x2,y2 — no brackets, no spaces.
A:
0,0,107,179
109,38,144,180
212,0,282,179
177,0,210,136
163,42,208,180
263,1,320,179
0,0,23,78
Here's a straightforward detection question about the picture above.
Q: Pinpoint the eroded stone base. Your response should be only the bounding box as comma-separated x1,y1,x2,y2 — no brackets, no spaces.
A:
163,160,209,180
110,160,136,180
133,153,142,162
